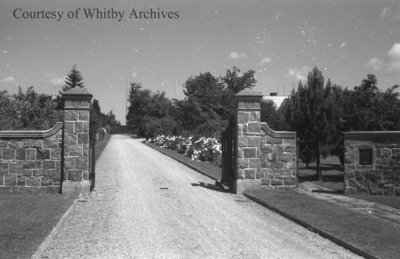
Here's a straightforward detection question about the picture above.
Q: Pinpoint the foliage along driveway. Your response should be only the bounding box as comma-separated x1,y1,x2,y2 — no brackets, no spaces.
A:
42,134,360,258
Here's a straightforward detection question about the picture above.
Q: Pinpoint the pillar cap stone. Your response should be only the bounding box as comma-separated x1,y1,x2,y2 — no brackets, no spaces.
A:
234,89,263,99
62,87,93,101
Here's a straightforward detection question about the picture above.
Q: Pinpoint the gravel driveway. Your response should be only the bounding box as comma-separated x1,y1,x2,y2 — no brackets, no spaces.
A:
42,134,360,258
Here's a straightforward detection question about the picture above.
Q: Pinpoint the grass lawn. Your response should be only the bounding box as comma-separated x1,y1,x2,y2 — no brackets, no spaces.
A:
0,194,74,259
245,189,400,259
0,134,111,259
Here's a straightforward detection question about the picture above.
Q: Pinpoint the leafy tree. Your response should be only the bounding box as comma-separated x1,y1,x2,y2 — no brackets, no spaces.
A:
220,67,257,121
126,82,174,137
260,99,288,130
0,87,62,130
343,74,400,131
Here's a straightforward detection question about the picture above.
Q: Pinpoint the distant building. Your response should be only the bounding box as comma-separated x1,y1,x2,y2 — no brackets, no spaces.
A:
261,93,289,108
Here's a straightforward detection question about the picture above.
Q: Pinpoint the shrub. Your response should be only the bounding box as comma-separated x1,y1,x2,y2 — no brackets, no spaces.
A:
149,135,222,166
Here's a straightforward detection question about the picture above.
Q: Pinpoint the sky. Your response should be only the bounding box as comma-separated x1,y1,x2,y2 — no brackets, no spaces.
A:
1,0,400,125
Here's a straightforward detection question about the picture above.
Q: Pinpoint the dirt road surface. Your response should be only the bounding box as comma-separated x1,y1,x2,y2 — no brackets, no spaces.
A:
42,134,360,258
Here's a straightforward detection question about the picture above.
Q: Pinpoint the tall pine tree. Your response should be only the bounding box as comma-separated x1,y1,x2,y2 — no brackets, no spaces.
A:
63,64,85,91
285,67,342,179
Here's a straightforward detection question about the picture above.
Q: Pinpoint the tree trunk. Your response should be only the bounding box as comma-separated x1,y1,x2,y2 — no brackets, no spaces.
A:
316,144,321,180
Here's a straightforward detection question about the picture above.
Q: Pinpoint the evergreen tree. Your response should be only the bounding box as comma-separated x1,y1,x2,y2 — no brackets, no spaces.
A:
63,64,85,91
285,67,342,179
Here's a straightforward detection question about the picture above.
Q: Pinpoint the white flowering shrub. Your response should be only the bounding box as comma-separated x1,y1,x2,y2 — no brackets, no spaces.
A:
149,135,222,166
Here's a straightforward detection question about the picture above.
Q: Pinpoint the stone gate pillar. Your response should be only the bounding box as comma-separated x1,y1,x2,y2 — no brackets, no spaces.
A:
62,88,92,196
234,89,263,195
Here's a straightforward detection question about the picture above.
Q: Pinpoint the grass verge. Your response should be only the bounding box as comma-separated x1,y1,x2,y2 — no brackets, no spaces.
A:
245,189,400,259
0,195,74,259
145,142,222,181
0,134,111,259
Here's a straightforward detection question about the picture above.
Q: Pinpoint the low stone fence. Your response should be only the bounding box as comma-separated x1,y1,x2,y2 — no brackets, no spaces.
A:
344,131,400,196
0,123,63,194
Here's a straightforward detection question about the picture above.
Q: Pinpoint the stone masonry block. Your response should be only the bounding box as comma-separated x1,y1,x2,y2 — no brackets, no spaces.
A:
65,134,77,145
44,138,59,149
279,153,292,163
282,138,296,146
37,149,50,160
77,133,89,144
366,170,382,181
64,158,74,170
65,110,79,121
393,148,400,159
237,137,248,147
43,160,56,170
33,169,44,177
50,170,61,183
266,137,283,145
84,122,90,133
41,178,54,187
249,159,261,168
21,139,31,148
64,122,74,133
17,176,25,186
74,157,88,169
25,176,41,187
245,169,256,179
3,149,16,160
0,163,8,175
26,149,36,160
78,111,90,121
16,149,26,160
75,122,84,133
23,160,42,170
238,159,249,169
237,169,245,180
284,146,296,153
33,140,43,149
271,178,284,186
247,123,260,133
261,178,270,186
5,175,17,186
237,112,250,124
248,137,260,147
243,148,256,158
9,163,23,174
69,145,83,156
8,142,19,149
22,169,33,176
68,169,82,181
261,145,273,154
51,149,61,160
0,141,8,148
83,145,89,157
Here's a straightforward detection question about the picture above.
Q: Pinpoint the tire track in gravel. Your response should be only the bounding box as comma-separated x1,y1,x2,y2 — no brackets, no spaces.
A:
42,134,361,258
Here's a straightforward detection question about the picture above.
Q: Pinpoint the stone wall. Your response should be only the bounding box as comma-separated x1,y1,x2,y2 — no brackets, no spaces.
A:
344,131,400,196
234,90,297,194
0,123,63,194
0,87,93,196
259,123,297,189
